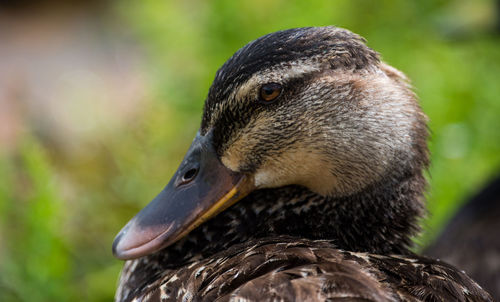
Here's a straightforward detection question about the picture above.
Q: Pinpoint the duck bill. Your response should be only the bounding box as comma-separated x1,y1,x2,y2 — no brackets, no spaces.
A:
112,132,254,260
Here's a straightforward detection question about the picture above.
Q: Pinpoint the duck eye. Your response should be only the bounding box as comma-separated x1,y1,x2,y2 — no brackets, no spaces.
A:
259,83,282,103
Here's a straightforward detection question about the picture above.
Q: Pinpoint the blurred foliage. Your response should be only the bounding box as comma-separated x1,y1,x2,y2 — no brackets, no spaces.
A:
1,0,499,301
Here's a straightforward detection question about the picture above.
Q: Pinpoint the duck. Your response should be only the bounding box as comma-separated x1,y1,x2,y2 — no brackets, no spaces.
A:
111,26,493,301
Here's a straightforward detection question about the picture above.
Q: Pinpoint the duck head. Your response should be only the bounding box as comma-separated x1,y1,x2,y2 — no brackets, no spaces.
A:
113,26,428,260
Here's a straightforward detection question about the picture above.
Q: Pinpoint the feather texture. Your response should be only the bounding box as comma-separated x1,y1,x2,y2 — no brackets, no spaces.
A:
117,238,491,302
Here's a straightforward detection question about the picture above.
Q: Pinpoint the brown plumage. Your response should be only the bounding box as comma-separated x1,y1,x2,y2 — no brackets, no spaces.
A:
112,26,493,301
117,238,492,302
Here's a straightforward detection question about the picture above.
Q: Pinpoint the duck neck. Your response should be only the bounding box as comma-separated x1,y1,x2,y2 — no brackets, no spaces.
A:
244,169,426,255
146,168,426,269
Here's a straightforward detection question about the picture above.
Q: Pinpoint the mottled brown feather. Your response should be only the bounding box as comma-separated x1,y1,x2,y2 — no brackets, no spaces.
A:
119,238,491,302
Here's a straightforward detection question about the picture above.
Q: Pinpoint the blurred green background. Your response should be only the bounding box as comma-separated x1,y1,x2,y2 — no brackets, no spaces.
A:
0,0,499,301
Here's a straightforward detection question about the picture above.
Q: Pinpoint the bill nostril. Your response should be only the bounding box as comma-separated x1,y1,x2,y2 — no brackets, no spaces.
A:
181,168,198,184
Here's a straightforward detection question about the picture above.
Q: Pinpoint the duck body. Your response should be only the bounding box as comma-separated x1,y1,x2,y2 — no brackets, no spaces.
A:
117,237,491,302
112,27,493,301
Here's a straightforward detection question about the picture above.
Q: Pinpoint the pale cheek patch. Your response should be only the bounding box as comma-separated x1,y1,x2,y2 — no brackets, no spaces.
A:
253,147,340,196
253,170,275,188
